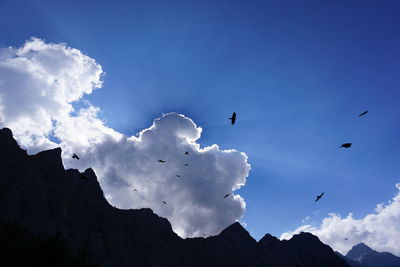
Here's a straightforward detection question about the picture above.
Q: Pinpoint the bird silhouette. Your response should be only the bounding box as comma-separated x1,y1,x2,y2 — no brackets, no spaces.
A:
184,163,189,166
315,192,324,202
358,110,368,117
344,238,349,241
176,175,181,177
185,152,189,155
72,153,80,160
158,160,166,163
133,189,138,192
162,201,167,205
223,193,230,198
229,112,237,125
338,143,352,148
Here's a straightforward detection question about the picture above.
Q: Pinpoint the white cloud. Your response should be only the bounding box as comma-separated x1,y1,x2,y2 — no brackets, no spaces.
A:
0,37,120,153
0,38,250,237
74,112,250,237
281,183,400,256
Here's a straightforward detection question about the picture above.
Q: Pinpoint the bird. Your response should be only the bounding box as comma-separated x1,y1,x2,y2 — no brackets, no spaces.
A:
185,152,189,155
133,189,138,192
176,175,181,178
338,143,352,148
162,201,167,205
344,238,349,241
184,164,189,166
223,193,230,198
315,192,324,202
72,153,80,160
229,112,237,125
158,160,166,163
358,110,368,117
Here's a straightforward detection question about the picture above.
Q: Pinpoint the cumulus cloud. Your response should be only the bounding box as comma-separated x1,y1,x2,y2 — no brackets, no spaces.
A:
0,37,120,153
0,38,250,237
281,183,400,256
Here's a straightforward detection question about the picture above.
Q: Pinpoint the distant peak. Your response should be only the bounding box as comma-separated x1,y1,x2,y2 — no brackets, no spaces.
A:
352,242,374,252
346,242,375,260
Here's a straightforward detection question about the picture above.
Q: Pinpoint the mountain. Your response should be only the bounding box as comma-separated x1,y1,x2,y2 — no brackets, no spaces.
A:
343,243,400,267
0,127,350,267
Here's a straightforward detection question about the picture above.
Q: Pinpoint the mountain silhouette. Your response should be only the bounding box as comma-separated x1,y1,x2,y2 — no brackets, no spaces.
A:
342,242,400,267
0,127,350,266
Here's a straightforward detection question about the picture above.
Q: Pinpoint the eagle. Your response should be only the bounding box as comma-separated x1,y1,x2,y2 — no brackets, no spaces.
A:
315,192,324,202
338,143,352,148
229,112,237,125
358,110,368,117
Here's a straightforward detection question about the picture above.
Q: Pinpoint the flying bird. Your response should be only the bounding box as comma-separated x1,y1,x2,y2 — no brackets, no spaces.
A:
338,143,352,148
158,160,166,163
185,152,189,155
344,238,349,241
162,201,167,205
223,193,230,199
229,112,237,125
358,110,368,117
133,189,138,192
176,175,181,178
184,163,189,166
315,192,324,202
72,153,80,160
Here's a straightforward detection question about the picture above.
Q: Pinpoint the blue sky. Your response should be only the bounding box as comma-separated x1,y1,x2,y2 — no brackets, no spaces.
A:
1,0,400,240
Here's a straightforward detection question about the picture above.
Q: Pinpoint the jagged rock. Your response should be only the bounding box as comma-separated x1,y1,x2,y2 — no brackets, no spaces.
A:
0,128,350,267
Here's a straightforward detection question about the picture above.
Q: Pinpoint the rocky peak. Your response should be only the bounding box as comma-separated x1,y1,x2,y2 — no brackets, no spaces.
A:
0,128,27,157
0,128,18,148
31,147,65,177
346,242,375,260
218,222,256,245
258,233,281,248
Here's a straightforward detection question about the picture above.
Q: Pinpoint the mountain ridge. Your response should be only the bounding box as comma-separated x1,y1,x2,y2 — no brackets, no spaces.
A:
343,242,400,267
0,127,350,266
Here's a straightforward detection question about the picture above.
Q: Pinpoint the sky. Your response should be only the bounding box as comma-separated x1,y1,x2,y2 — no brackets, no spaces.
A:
1,0,400,255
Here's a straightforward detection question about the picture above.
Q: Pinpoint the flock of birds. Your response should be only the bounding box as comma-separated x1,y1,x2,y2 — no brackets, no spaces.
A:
70,110,368,237
70,112,240,205
314,110,368,203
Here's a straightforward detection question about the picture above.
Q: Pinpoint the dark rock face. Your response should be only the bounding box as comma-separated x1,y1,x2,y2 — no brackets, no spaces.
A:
345,243,400,267
0,127,350,267
257,232,350,267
